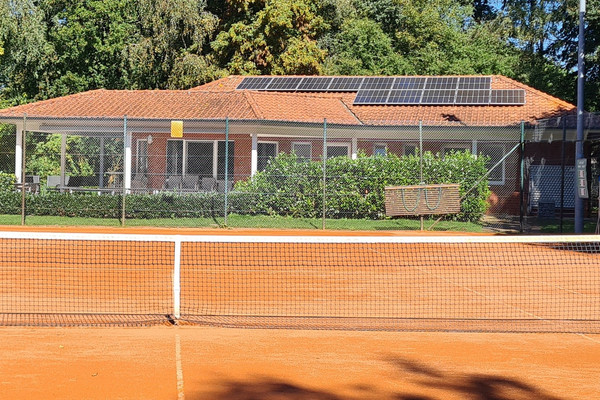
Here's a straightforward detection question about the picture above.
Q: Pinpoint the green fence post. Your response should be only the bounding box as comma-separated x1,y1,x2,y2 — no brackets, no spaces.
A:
225,117,229,226
322,118,327,230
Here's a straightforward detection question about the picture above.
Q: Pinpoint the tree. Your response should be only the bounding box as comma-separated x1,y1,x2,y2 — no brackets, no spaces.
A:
126,0,220,89
0,0,54,105
322,18,407,75
210,0,327,75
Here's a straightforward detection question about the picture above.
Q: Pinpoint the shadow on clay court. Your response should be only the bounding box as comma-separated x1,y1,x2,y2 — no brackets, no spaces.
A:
188,357,566,400
387,357,565,400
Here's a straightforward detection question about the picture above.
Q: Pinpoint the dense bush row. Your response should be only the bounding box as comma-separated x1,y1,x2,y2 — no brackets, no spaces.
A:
235,151,491,222
0,152,491,222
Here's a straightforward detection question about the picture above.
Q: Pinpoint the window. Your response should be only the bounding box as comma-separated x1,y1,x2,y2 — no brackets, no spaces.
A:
258,142,278,171
136,139,148,175
292,142,312,161
166,139,234,178
403,144,417,156
442,144,471,158
326,143,350,158
166,140,183,175
373,143,387,157
217,141,235,179
478,143,505,185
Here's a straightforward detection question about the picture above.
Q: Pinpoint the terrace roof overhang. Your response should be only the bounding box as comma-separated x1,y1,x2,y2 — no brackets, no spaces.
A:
0,115,526,142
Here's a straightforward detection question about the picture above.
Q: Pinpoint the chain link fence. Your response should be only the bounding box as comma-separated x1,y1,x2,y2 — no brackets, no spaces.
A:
1,115,598,233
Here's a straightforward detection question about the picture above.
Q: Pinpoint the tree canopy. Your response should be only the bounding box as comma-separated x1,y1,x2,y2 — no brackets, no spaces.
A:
0,0,598,109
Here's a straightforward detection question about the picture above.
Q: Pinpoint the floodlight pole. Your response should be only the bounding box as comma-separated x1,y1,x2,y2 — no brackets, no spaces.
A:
575,0,586,233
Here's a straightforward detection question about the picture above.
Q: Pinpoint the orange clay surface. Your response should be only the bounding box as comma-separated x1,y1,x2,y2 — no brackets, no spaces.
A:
1,226,599,399
0,326,599,400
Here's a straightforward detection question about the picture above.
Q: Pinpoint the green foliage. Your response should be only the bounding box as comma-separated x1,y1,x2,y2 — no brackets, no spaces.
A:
211,0,327,74
235,151,491,222
0,171,16,192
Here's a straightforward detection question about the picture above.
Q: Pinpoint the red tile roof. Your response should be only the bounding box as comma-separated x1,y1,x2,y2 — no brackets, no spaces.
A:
0,75,574,126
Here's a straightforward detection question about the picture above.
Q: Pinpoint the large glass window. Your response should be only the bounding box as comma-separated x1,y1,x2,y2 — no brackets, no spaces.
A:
166,139,234,179
258,142,277,171
166,140,183,175
186,141,214,177
217,141,235,179
136,139,148,175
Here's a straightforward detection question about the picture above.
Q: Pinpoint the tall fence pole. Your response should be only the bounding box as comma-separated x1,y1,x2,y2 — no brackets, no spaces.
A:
322,118,327,230
519,121,525,233
20,114,27,226
560,118,567,233
575,0,586,233
419,121,424,231
224,117,229,226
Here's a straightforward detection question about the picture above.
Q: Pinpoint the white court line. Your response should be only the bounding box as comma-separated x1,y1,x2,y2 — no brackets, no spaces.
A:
175,334,185,400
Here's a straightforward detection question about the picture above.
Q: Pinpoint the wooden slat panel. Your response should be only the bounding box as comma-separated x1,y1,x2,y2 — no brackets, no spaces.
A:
384,184,461,216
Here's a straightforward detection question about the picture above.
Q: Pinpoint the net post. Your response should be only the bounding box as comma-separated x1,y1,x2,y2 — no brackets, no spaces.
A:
173,237,181,322
20,114,27,226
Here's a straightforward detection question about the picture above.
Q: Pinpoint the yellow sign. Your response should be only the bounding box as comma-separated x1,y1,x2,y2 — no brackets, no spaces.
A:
171,120,183,138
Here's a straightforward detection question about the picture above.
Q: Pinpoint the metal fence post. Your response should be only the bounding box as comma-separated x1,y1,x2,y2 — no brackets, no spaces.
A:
322,118,327,230
224,117,229,226
519,121,525,233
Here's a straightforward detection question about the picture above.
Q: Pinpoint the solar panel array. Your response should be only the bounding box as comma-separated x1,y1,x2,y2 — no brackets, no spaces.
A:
235,76,526,105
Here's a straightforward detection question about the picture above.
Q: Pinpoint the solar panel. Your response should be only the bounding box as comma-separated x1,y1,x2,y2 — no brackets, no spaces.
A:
421,89,456,104
360,77,395,90
387,89,422,104
353,89,391,104
328,77,365,91
392,77,427,90
458,77,491,90
296,77,333,91
455,90,490,105
265,77,303,91
425,77,459,90
237,77,273,90
490,89,525,105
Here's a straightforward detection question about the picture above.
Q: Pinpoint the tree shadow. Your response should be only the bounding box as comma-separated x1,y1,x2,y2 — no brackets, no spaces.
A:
388,357,566,400
186,357,568,400
188,379,345,400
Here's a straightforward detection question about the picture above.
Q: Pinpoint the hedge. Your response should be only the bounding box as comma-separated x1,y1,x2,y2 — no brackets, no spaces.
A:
234,151,491,222
0,151,491,222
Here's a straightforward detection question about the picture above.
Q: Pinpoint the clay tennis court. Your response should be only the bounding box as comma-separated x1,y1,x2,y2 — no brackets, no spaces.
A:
0,226,599,399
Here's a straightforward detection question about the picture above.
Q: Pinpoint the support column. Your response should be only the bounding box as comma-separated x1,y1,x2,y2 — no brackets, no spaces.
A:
14,124,23,183
351,137,358,160
60,134,67,188
123,116,132,191
251,133,258,176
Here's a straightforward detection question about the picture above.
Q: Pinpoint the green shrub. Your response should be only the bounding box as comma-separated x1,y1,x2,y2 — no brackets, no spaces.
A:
235,151,491,222
0,172,16,192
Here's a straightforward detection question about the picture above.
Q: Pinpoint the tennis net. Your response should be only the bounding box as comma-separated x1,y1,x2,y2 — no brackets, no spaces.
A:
0,231,598,332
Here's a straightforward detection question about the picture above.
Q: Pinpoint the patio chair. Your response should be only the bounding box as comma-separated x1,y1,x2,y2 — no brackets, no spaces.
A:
216,180,234,193
165,175,182,191
181,175,199,191
201,177,216,192
131,175,148,192
46,175,69,190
